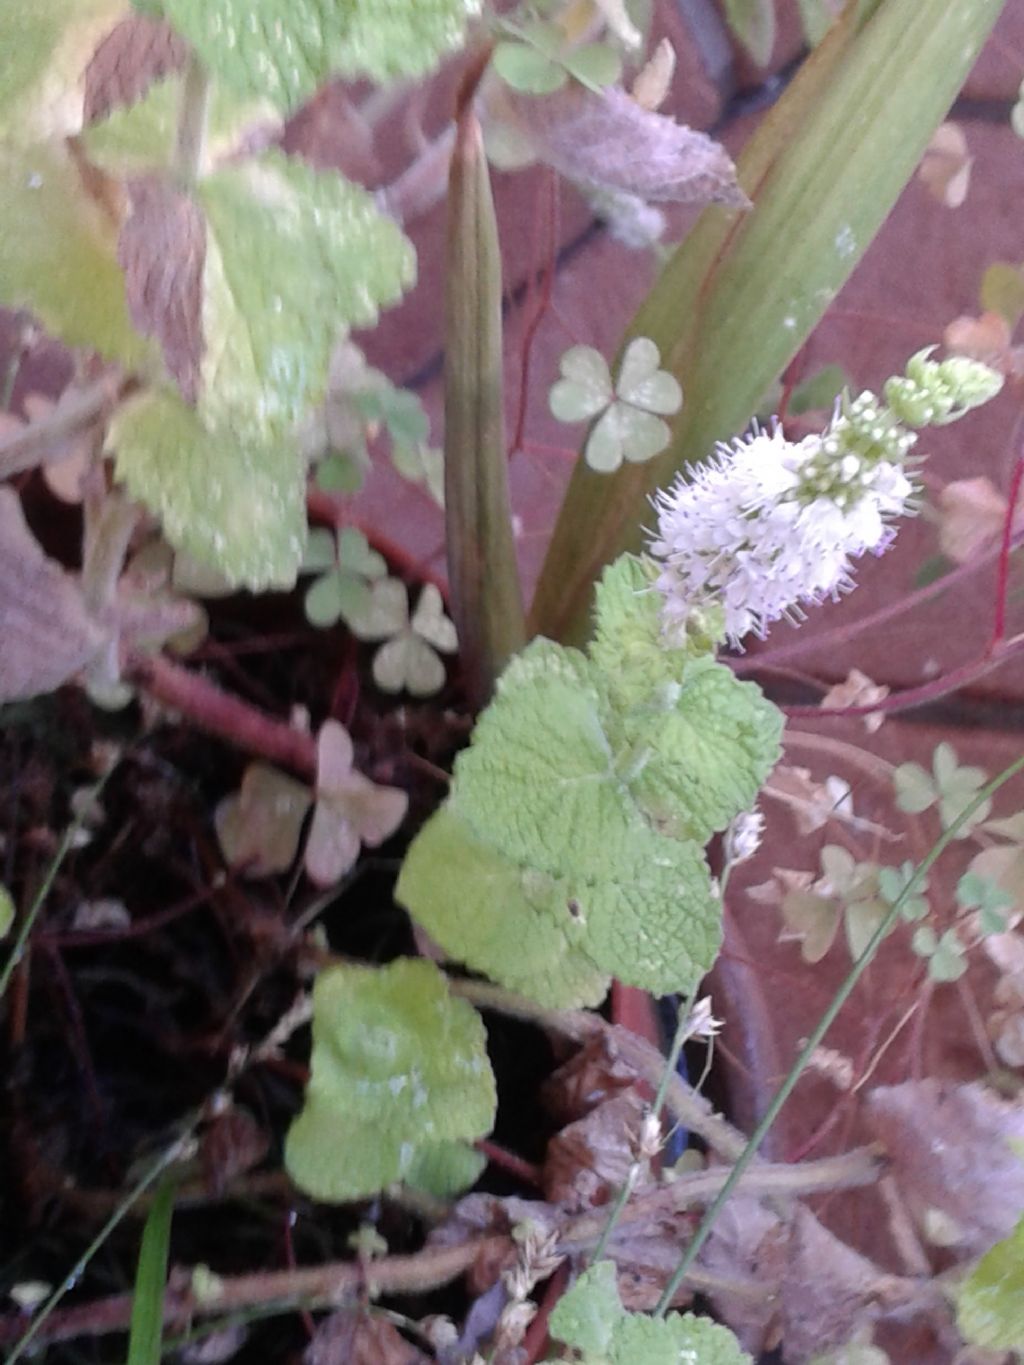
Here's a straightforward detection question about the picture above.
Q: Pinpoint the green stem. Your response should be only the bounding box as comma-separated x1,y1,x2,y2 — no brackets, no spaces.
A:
653,749,1024,1316
0,769,114,1001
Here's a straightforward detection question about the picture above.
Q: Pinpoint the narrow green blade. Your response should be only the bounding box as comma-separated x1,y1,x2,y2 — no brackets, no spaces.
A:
126,1177,175,1365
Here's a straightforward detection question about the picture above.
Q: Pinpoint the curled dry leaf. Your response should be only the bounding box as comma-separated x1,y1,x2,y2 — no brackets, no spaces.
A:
305,1309,430,1365
199,1106,270,1198
540,1031,639,1125
83,15,188,123
762,765,857,835
0,486,105,701
543,1089,649,1210
492,83,748,207
865,1079,1024,1255
821,669,889,732
944,311,1024,380
631,38,676,112
917,121,972,208
119,176,206,402
938,476,1021,565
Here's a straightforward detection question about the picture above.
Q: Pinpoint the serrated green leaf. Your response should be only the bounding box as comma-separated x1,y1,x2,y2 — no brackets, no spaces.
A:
0,886,13,938
399,640,732,1004
550,1260,750,1365
285,958,496,1202
549,1262,620,1356
109,388,307,590
722,0,775,66
161,0,481,112
81,74,273,178
402,1140,486,1199
198,150,415,441
397,806,612,1008
958,1217,1024,1350
0,140,153,367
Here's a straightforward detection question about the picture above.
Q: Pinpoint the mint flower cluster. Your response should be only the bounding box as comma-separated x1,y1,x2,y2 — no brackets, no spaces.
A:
649,351,1002,647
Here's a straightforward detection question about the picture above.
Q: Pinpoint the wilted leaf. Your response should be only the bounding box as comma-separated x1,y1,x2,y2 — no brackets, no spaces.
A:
865,1080,1024,1254
937,477,1011,565
0,487,105,701
108,388,307,590
215,763,312,877
304,720,407,886
285,958,496,1202
543,1089,648,1210
721,0,775,67
82,14,187,122
119,175,205,401
306,1309,430,1365
821,669,888,732
631,38,676,112
917,122,972,208
958,1216,1024,1351
496,83,748,207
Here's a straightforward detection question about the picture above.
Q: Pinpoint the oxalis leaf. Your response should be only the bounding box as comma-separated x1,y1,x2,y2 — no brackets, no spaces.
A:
397,627,781,1008
108,388,307,590
157,0,482,114
550,1260,751,1364
285,958,496,1203
197,149,415,442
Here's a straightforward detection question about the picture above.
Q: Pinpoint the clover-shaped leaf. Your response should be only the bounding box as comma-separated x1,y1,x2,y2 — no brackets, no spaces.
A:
549,337,683,472
348,580,457,697
912,924,968,982
493,20,621,96
215,763,313,878
893,742,991,832
780,847,889,963
304,721,408,886
878,861,930,923
302,527,387,630
957,869,1015,935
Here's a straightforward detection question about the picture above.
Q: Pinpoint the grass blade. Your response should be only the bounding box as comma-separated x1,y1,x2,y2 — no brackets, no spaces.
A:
126,1176,176,1365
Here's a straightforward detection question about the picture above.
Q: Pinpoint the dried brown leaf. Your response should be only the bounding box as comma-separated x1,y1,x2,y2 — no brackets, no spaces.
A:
865,1080,1024,1254
0,487,105,701
496,84,748,207
540,1031,639,1124
199,1108,270,1198
83,16,188,123
937,476,1016,565
697,1195,785,1352
543,1090,648,1210
305,1310,429,1365
631,38,676,111
118,175,206,402
214,763,312,878
821,669,889,733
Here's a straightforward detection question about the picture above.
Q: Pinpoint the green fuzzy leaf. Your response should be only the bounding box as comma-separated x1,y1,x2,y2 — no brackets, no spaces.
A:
0,140,152,367
109,388,307,590
958,1216,1024,1350
550,1261,751,1365
81,74,273,178
402,1140,486,1199
0,886,13,938
198,150,415,441
285,958,496,1202
722,0,775,66
400,641,732,1005
161,0,481,112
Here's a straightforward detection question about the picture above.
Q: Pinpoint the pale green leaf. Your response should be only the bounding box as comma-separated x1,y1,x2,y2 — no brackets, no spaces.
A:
844,897,887,961
109,388,307,590
549,1261,620,1356
789,363,848,415
586,404,671,471
316,451,367,495
161,0,481,112
958,1217,1024,1350
980,262,1024,328
302,528,338,574
198,149,415,440
337,528,386,578
402,1141,486,1199
928,928,968,982
81,74,274,178
892,761,936,815
126,1177,175,1365
215,763,312,877
615,337,682,413
493,41,567,95
564,43,623,92
0,886,13,939
781,888,841,963
372,635,447,696
967,844,1024,920
722,0,775,66
550,345,614,422
0,140,152,367
391,441,445,506
411,584,458,653
347,577,410,641
285,958,496,1202
304,572,370,629
354,385,430,450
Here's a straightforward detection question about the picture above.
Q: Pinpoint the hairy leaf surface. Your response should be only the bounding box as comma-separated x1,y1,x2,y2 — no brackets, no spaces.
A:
159,0,481,112
109,389,306,589
285,959,496,1201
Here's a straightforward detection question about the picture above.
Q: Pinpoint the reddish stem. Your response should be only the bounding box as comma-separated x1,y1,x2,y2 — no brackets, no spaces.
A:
521,1260,570,1364
989,450,1024,652
127,652,316,779
474,1138,543,1189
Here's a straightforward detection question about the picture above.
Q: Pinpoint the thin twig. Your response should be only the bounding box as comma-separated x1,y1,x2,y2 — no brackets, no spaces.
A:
0,376,120,478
